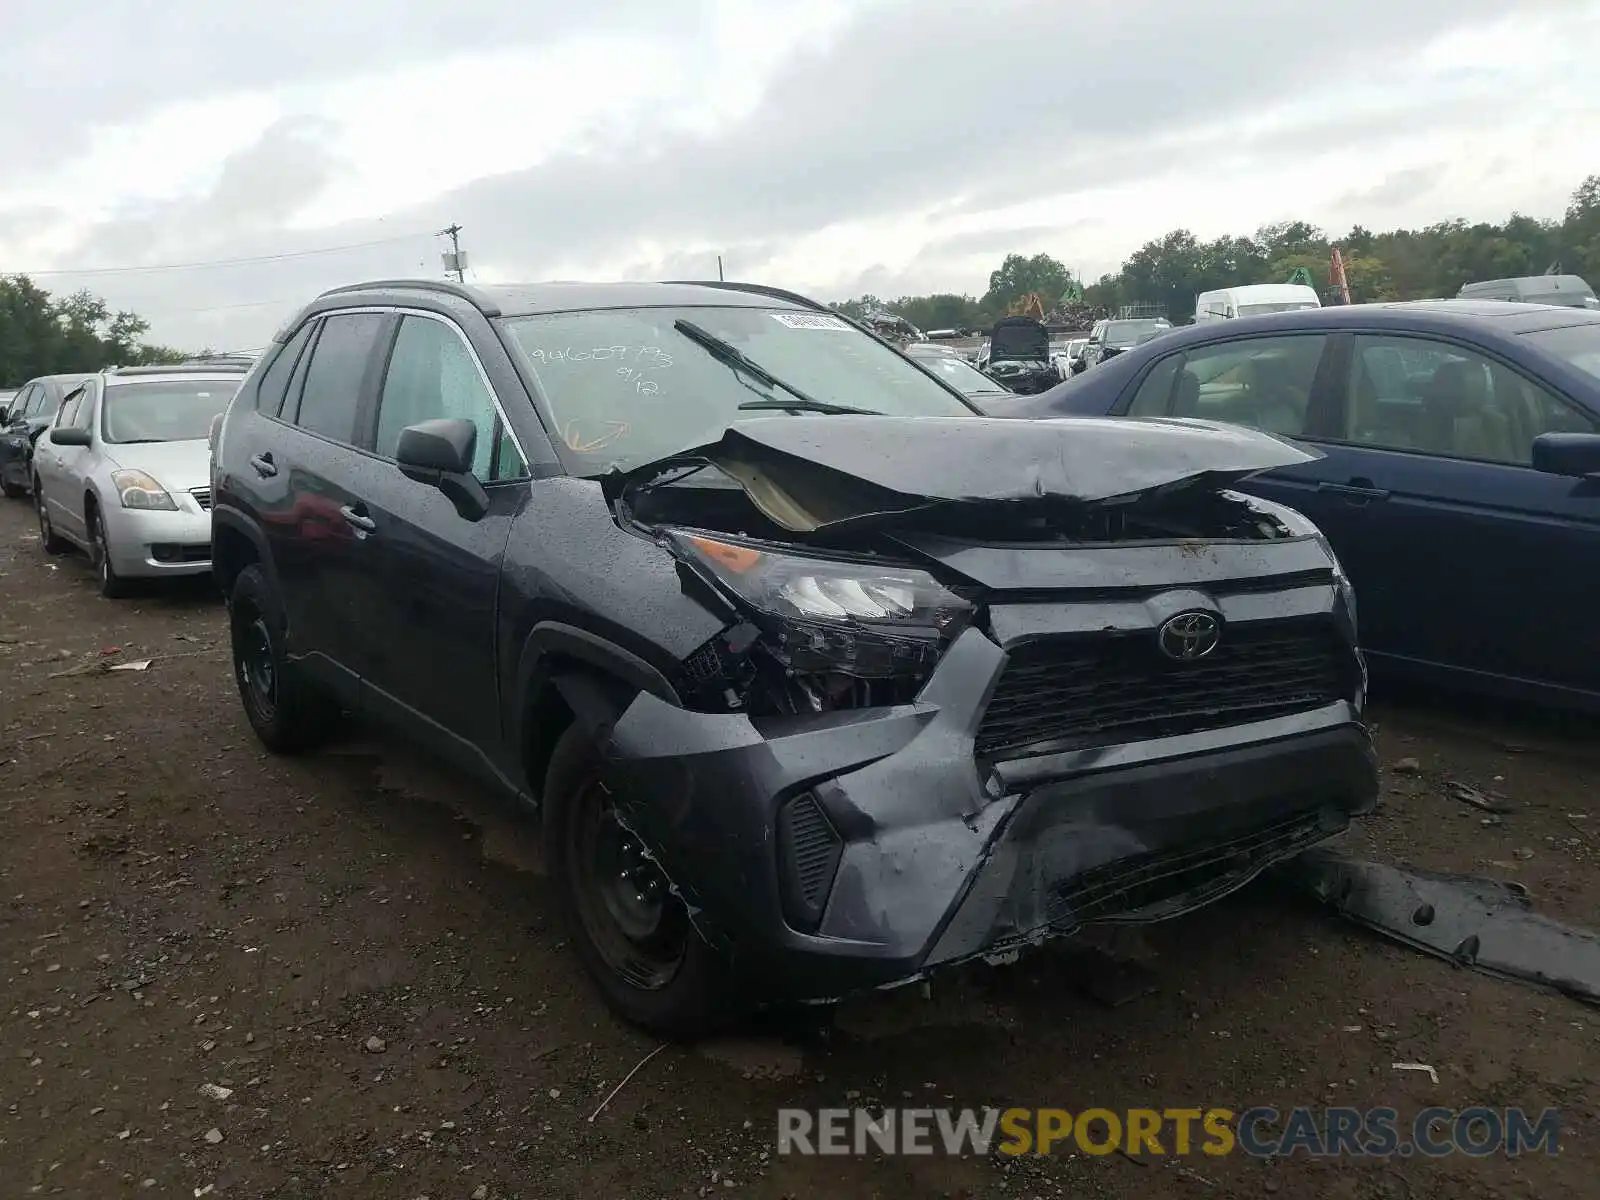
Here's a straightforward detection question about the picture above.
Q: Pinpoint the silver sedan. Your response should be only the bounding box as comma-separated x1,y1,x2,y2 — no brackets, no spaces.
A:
32,365,247,596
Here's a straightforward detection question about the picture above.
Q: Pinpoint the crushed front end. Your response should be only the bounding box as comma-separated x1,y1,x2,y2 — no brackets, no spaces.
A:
595,417,1379,1001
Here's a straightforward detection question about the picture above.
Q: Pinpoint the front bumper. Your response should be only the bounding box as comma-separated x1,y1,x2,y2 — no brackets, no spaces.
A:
101,495,213,577
600,594,1377,1002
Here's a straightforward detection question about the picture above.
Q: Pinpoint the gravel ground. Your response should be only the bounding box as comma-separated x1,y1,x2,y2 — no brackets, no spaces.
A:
1,495,1596,1200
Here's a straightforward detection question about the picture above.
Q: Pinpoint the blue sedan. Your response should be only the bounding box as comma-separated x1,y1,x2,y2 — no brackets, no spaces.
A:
985,301,1600,713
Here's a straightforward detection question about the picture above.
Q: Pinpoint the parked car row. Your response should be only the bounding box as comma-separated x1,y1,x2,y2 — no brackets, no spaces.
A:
28,276,1597,1038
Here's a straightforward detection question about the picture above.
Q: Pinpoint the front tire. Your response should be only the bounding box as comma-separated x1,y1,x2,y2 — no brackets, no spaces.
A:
87,508,131,598
229,564,341,753
542,723,729,1037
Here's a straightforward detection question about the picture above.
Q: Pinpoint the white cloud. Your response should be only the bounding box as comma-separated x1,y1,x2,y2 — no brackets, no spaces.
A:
1,0,1597,352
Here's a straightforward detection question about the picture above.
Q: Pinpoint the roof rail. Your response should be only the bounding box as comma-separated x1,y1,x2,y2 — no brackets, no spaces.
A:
317,277,500,317
105,362,253,378
660,279,837,315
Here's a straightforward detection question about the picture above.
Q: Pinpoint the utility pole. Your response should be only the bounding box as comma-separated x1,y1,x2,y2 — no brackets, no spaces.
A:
439,224,467,282
717,255,724,281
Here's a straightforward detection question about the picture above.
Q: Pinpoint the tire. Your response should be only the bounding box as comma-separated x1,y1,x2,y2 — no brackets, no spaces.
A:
86,507,131,599
228,563,341,753
542,723,729,1037
35,483,68,554
1,479,24,499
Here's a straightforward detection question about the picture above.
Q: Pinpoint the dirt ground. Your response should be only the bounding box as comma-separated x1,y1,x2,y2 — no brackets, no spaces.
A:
2,496,1596,1200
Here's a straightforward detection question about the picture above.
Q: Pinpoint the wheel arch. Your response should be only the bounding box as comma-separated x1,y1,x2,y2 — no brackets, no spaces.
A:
512,621,680,804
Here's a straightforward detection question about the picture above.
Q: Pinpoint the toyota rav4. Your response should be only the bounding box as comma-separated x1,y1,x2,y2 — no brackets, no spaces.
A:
210,278,1378,1035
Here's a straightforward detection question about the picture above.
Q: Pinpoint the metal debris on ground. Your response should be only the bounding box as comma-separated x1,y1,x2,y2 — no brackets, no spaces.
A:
1392,1062,1439,1084
587,1043,668,1123
1446,780,1513,814
1281,849,1600,1004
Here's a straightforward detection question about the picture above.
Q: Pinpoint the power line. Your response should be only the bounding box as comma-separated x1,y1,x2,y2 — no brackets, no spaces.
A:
11,231,433,277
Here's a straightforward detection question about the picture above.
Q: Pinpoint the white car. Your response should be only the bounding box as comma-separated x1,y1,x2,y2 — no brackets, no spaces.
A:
33,363,250,596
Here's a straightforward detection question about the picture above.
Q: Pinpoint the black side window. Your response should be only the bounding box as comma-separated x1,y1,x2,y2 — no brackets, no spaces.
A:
255,323,316,416
23,385,46,417
65,384,96,431
10,385,37,418
287,313,385,443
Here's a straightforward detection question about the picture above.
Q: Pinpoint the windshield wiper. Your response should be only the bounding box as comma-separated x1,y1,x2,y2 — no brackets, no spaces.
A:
672,319,876,416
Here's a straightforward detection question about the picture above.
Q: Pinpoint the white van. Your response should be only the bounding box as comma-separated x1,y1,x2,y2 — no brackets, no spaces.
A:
1193,284,1321,322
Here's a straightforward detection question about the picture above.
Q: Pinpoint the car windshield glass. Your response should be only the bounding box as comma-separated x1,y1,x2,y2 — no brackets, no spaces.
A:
1238,302,1320,317
101,379,240,444
1107,321,1167,347
1522,323,1600,382
910,352,1010,395
499,305,975,474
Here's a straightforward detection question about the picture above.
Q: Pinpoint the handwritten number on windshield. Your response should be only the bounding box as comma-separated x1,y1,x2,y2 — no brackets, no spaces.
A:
528,346,674,369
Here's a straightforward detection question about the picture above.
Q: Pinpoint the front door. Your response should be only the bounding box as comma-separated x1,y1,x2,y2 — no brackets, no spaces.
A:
37,385,92,541
353,312,529,768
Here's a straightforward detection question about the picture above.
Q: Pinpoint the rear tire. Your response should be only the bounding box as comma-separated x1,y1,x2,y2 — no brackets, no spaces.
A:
1,479,23,499
542,723,730,1038
35,483,68,554
229,564,341,753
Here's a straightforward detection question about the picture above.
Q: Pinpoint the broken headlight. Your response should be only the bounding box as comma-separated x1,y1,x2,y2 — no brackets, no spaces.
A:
671,531,972,679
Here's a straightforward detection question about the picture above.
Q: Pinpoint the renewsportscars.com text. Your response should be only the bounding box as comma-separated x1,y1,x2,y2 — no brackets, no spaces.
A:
776,1106,1561,1159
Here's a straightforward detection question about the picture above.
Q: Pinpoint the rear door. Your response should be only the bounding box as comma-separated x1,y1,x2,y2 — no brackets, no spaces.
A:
1311,332,1600,695
254,310,393,705
352,312,530,762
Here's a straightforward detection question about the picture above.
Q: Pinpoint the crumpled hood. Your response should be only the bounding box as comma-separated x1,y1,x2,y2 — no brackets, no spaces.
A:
988,317,1051,363
614,415,1320,533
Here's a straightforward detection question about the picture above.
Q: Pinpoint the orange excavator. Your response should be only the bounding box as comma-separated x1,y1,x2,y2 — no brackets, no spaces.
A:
1006,292,1049,321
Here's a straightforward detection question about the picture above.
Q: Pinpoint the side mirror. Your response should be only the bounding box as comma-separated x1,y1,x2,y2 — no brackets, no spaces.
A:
395,417,490,521
1531,431,1600,480
48,426,91,447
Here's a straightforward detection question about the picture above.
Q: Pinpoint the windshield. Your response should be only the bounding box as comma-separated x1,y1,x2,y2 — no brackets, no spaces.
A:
1238,302,1320,317
499,305,975,474
101,379,241,444
1522,323,1600,382
1106,321,1168,347
909,351,1011,395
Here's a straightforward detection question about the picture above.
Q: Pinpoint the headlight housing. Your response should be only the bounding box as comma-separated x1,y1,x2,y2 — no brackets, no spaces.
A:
111,469,177,511
1246,496,1357,628
670,531,972,678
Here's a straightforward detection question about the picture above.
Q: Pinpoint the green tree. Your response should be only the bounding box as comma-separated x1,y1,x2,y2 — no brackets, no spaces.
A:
982,253,1074,313
0,275,186,386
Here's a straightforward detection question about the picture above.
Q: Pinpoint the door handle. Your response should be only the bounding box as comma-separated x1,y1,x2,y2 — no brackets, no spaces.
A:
339,505,376,532
249,452,277,478
1317,479,1390,504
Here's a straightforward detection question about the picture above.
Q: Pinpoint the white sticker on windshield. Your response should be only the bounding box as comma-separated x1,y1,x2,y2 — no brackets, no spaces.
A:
769,312,852,331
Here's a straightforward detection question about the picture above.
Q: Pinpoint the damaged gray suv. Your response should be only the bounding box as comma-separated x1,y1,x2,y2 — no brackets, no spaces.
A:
211,278,1378,1035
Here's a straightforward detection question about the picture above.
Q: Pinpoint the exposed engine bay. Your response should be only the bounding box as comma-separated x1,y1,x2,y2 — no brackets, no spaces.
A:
606,415,1326,726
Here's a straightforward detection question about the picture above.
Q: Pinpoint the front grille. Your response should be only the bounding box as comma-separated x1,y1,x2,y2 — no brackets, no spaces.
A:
1047,809,1331,926
190,487,211,510
977,620,1347,758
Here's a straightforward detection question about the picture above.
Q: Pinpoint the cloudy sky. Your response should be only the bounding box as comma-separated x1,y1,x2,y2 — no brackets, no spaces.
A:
2,0,1597,351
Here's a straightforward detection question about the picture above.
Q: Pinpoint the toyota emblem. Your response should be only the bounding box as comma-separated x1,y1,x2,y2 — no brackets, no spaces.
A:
1157,611,1221,661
